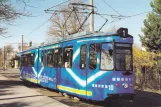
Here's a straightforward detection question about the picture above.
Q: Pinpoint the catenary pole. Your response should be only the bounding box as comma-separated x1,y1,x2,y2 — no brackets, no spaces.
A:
3,46,5,71
22,35,24,52
90,0,94,32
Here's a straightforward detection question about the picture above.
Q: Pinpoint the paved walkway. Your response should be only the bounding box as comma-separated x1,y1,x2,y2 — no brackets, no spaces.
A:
0,70,69,107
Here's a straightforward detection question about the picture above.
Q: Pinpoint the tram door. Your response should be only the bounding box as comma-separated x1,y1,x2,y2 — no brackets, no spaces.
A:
87,43,100,99
79,44,88,98
54,48,63,89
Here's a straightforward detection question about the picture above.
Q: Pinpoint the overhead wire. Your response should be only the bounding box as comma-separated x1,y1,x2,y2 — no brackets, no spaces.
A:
46,0,71,11
0,34,12,38
0,34,7,38
124,11,150,19
102,0,122,16
95,11,149,31
96,13,119,17
27,13,56,36
106,11,150,25
27,1,150,36
44,0,88,14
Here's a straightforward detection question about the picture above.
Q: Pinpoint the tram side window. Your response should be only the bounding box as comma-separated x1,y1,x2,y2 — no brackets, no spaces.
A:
41,50,47,66
101,43,113,70
28,53,35,67
80,45,87,69
63,46,73,68
21,55,25,66
54,48,63,67
31,53,35,66
89,44,100,69
47,49,54,67
24,55,28,66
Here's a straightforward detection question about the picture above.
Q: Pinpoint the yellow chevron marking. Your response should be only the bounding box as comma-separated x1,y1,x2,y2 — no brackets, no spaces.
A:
57,85,92,96
26,77,40,84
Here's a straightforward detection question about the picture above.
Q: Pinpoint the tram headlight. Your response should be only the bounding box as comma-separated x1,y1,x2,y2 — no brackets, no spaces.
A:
122,83,128,89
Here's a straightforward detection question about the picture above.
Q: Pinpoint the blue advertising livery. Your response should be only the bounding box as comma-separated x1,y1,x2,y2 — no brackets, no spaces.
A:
19,28,135,101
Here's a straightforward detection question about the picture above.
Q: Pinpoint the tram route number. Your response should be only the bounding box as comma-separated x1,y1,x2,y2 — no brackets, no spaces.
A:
92,84,114,90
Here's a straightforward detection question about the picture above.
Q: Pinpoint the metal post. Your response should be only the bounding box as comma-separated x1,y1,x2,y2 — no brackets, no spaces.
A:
3,46,5,71
22,35,24,52
1,53,3,67
90,0,94,32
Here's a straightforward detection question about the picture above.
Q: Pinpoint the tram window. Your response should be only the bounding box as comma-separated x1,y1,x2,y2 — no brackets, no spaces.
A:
63,46,73,68
31,53,35,66
21,55,25,66
28,54,32,66
41,52,43,66
100,43,113,70
115,49,132,71
89,44,100,69
80,45,87,69
54,48,63,67
24,55,28,66
28,53,35,67
52,51,55,67
41,50,47,66
47,49,54,67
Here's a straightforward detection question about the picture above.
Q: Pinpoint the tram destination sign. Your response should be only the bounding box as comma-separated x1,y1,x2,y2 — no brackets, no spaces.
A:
115,43,131,48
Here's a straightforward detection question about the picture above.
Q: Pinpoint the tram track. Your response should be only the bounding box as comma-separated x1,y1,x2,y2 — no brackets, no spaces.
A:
1,69,161,107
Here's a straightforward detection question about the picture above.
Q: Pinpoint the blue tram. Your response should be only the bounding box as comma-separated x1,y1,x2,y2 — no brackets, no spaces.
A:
19,28,135,102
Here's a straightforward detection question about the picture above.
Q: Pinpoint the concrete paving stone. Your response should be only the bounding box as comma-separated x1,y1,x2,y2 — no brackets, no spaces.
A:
0,74,69,107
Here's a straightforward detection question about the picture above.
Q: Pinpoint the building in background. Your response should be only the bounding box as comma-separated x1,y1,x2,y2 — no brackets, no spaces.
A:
18,43,30,52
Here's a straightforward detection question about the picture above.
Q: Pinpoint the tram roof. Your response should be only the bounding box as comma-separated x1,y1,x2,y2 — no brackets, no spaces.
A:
20,29,133,53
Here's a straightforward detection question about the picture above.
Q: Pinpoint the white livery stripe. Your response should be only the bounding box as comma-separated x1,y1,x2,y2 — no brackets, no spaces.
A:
34,54,38,63
66,68,106,87
73,48,80,62
32,67,37,76
39,57,41,63
87,71,106,85
66,68,86,87
77,37,112,43
20,67,24,76
38,67,44,78
77,39,99,43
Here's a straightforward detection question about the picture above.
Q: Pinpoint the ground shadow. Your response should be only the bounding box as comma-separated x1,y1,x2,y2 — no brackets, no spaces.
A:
0,102,29,107
131,90,161,107
50,89,161,107
0,95,43,101
0,89,15,96
0,80,24,87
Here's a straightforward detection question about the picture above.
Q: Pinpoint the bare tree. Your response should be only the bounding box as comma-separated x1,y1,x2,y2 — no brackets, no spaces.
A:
0,0,40,36
47,0,89,41
5,45,14,54
4,45,14,67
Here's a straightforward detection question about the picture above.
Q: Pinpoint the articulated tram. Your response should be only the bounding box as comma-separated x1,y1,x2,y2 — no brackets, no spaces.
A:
19,28,135,102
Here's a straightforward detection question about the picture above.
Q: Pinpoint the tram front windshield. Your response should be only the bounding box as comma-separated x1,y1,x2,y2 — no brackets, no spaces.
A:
115,43,132,71
101,43,114,70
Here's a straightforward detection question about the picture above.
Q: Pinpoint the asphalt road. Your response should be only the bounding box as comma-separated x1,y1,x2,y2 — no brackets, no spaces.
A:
0,69,161,107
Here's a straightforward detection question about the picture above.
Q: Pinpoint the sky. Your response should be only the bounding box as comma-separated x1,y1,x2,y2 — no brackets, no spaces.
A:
0,0,152,50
